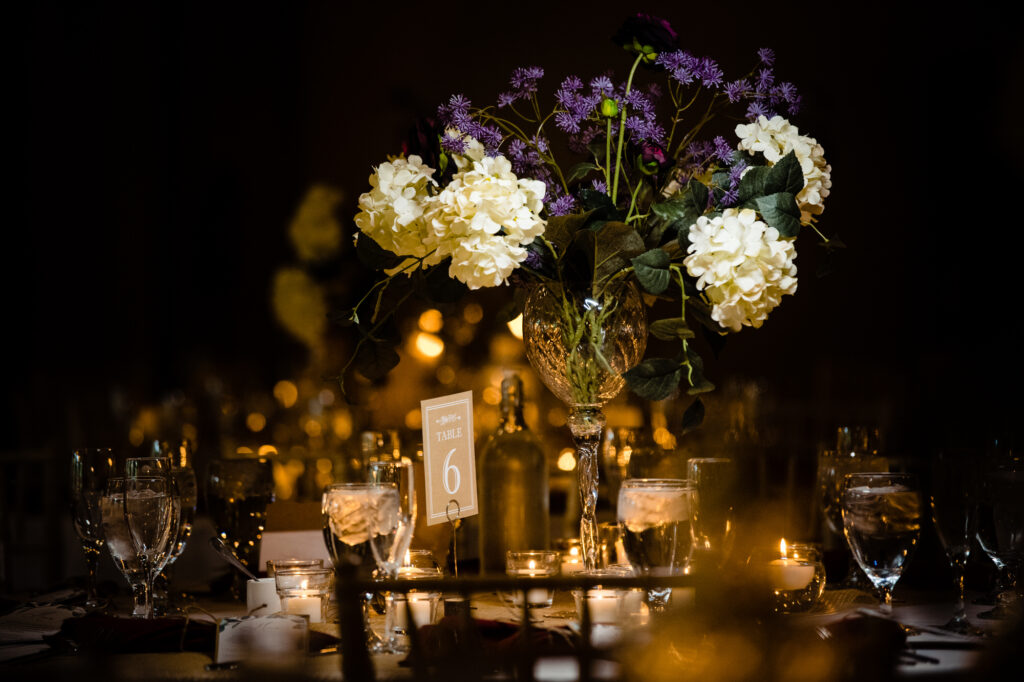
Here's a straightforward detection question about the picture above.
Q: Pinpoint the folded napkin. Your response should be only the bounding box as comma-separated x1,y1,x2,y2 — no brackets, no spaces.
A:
401,616,577,670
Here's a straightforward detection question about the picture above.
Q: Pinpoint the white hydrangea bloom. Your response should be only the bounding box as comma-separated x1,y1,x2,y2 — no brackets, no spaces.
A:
446,128,486,170
428,155,546,289
353,155,439,261
735,115,831,222
683,208,798,332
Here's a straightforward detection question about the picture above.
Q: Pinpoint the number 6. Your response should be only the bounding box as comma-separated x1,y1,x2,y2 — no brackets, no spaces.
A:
443,448,460,495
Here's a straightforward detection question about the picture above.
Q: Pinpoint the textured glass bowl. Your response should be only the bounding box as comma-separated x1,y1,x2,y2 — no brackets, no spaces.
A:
522,281,647,406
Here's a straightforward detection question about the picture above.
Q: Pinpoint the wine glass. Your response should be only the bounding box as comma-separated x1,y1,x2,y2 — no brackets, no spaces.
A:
150,441,198,609
70,447,116,608
367,460,417,653
687,457,736,571
842,472,922,614
123,474,176,618
929,450,984,634
207,458,275,598
323,482,394,650
100,477,150,617
817,426,887,588
976,458,1024,618
617,478,695,611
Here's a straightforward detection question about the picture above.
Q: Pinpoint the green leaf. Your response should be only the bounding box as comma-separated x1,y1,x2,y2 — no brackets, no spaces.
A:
765,150,804,195
592,221,645,284
630,248,671,294
355,234,405,271
687,179,709,214
544,211,594,253
578,188,615,212
355,341,401,381
679,397,705,435
684,348,715,395
737,165,770,203
649,317,695,341
624,358,683,401
754,192,802,237
567,162,600,185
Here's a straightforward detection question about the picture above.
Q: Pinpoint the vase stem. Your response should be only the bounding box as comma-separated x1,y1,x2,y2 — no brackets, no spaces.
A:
568,404,605,571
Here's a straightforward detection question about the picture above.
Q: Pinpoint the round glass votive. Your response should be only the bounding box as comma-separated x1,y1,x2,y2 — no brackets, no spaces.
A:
571,567,641,625
391,591,441,632
765,541,826,613
266,558,325,578
505,550,559,608
274,566,333,623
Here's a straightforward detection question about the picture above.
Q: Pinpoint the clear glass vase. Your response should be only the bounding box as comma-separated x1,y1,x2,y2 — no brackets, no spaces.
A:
523,280,647,570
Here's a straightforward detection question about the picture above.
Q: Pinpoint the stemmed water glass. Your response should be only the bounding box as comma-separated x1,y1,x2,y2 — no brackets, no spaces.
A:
842,472,922,614
367,459,417,653
617,478,695,611
70,447,117,608
976,458,1023,618
207,458,275,598
323,481,397,652
144,441,198,609
99,476,175,618
817,426,887,588
929,451,984,634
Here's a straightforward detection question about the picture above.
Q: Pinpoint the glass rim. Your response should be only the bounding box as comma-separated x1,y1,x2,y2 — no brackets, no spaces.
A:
686,457,733,464
843,471,913,480
505,549,560,559
323,481,396,491
620,477,695,488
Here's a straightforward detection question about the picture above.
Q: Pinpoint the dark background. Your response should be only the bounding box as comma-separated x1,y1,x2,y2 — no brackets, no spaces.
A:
5,2,1022,589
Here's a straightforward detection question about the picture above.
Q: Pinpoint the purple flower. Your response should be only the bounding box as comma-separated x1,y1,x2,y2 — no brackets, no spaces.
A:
775,82,798,103
728,160,747,186
787,94,802,116
725,79,750,103
625,115,666,144
713,136,734,163
555,111,582,134
438,94,473,129
695,58,723,88
548,194,577,216
756,67,775,92
757,48,775,66
497,91,517,108
590,75,614,95
720,188,739,206
591,179,608,193
746,100,772,120
440,132,468,155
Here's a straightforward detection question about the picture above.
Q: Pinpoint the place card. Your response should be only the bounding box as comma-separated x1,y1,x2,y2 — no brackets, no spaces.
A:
421,391,478,526
214,613,309,664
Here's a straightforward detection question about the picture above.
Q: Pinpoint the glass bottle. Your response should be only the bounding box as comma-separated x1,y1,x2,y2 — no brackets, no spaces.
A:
478,372,550,574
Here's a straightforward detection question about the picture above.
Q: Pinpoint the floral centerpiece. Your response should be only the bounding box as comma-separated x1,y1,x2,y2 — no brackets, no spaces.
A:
340,14,834,569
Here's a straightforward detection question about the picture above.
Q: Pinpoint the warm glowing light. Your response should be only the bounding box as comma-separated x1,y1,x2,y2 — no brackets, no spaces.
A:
568,546,580,557
236,447,254,456
436,365,456,384
463,303,483,324
547,408,567,427
483,386,501,405
246,412,267,432
273,380,299,408
413,332,445,359
404,550,411,566
304,419,323,438
506,313,524,340
316,458,332,474
557,449,576,471
404,409,422,430
332,411,353,439
128,427,144,447
418,308,444,333
318,388,335,406
653,427,675,448
182,423,198,443
258,444,278,457
528,559,537,570
301,579,309,590
779,538,787,556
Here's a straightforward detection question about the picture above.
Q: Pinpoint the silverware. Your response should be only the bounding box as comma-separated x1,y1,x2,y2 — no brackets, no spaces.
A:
209,536,258,581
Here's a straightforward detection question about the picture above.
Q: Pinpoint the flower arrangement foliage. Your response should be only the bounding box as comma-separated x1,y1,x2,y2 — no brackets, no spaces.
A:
339,14,837,415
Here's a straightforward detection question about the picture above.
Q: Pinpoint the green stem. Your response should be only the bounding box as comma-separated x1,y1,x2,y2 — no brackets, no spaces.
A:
612,54,644,204
604,118,613,193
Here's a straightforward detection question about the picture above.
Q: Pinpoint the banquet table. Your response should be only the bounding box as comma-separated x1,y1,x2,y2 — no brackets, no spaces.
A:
1,586,1015,681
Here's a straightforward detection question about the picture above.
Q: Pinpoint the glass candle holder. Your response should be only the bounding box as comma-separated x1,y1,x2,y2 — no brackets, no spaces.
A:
275,566,333,623
560,540,585,575
571,566,642,625
765,540,826,613
505,550,559,608
266,558,325,578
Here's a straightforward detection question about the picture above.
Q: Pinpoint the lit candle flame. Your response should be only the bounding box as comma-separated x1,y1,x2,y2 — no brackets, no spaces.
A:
779,538,788,557
301,579,309,590
568,546,580,558
405,549,411,566
528,559,536,570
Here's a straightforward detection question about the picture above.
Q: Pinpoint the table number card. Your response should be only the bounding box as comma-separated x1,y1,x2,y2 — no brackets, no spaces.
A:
421,391,478,526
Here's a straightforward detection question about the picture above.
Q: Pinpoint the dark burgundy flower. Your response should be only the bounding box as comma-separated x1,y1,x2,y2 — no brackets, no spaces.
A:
612,14,679,61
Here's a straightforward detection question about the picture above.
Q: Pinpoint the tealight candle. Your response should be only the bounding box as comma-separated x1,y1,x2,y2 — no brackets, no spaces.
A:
505,551,559,608
274,566,332,624
581,589,620,623
767,539,815,591
283,592,324,623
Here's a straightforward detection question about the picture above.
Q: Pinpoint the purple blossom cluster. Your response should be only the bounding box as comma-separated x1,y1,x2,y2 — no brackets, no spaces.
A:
721,47,801,120
655,51,723,89
437,94,503,155
719,159,748,207
498,66,545,108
